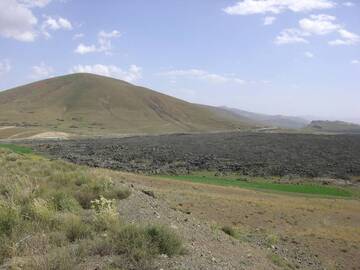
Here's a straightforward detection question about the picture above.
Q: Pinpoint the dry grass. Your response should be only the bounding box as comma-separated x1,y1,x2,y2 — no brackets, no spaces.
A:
0,149,183,269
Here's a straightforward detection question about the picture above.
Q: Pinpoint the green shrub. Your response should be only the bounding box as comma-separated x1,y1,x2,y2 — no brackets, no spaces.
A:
74,187,99,209
60,214,91,242
51,192,81,212
146,225,183,256
221,226,239,239
30,198,55,224
0,202,21,236
111,225,154,269
104,187,131,200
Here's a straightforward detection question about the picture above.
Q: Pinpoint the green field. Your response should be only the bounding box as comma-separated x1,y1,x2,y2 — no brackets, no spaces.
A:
160,175,353,198
0,143,33,154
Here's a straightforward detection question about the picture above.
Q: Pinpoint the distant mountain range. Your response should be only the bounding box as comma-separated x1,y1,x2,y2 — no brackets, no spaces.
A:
306,120,360,134
221,107,310,129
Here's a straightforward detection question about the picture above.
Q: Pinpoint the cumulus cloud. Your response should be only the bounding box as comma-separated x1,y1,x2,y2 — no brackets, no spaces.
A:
70,64,142,83
351,59,359,64
274,28,309,44
299,14,339,35
42,16,72,30
329,29,360,45
41,15,72,37
275,14,359,46
160,69,246,84
74,44,97,54
0,60,11,75
223,0,335,15
29,62,54,79
0,0,70,42
0,0,38,42
263,16,276,25
74,30,121,55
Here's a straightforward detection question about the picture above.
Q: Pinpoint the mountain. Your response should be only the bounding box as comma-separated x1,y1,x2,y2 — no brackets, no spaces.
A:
0,73,256,138
221,107,309,129
306,120,360,134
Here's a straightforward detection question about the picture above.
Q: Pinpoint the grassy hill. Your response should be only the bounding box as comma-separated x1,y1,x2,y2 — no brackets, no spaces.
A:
0,74,255,138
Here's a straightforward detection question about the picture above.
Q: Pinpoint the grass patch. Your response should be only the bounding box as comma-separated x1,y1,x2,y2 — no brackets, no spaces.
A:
159,175,353,197
0,148,183,269
221,226,239,239
268,253,295,269
0,144,32,154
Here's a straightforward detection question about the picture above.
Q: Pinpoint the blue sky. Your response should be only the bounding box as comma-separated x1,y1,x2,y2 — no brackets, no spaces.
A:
0,0,359,121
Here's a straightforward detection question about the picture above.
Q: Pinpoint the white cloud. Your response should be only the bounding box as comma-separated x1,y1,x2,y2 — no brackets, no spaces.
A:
275,28,309,44
74,30,121,55
42,16,72,31
41,15,72,37
343,2,355,7
223,0,335,15
299,14,339,35
74,43,97,54
0,60,11,75
304,51,314,58
70,64,142,83
0,0,38,42
263,16,276,25
275,14,360,46
19,0,51,8
73,33,84,40
351,59,359,64
0,0,69,42
160,69,246,84
30,62,54,79
329,29,360,45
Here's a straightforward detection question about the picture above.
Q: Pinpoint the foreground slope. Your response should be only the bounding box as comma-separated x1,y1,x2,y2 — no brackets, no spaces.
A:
0,73,255,137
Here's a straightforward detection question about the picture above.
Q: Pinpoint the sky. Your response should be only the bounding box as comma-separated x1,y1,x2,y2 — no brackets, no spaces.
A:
0,0,359,122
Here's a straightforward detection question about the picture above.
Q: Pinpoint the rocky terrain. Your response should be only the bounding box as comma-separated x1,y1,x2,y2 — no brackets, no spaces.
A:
29,132,360,179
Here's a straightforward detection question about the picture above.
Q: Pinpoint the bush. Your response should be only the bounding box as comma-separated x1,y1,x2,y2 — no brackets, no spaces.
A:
111,225,154,269
51,192,81,212
74,187,99,209
60,214,91,242
30,198,55,224
0,202,20,236
146,225,183,256
221,226,239,239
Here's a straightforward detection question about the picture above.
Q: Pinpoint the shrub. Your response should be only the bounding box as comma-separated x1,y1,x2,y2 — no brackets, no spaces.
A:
74,187,99,209
91,196,119,231
221,226,239,239
110,225,154,269
146,225,183,256
60,214,91,242
104,187,131,200
51,192,81,212
0,202,21,236
30,198,55,224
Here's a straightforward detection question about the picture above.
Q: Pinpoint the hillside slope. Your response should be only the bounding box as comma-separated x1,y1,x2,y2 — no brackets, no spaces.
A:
0,73,255,136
